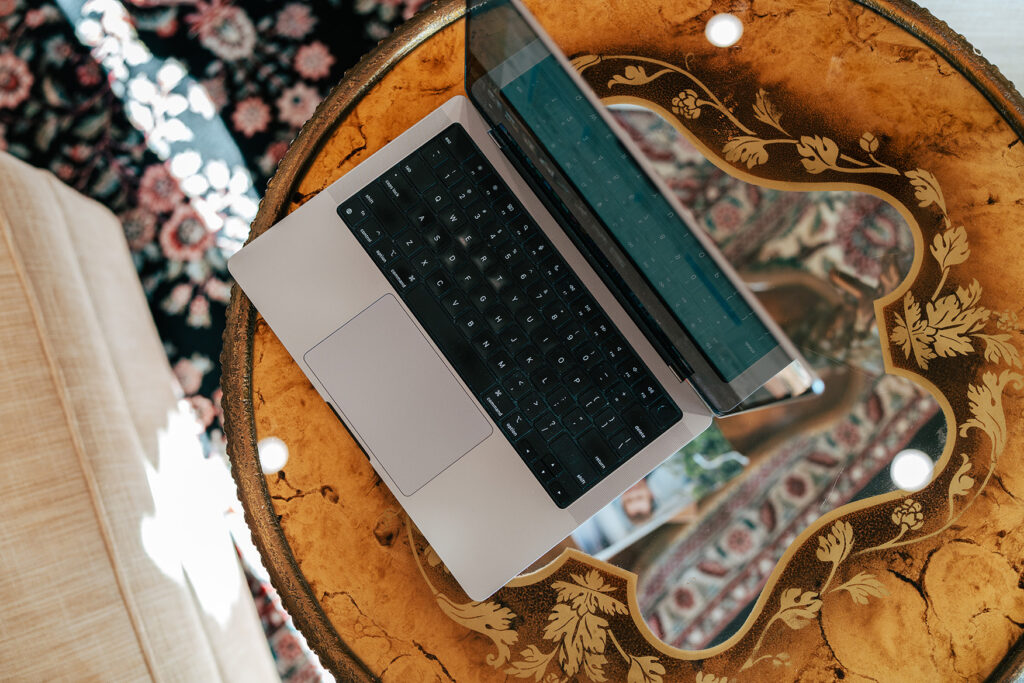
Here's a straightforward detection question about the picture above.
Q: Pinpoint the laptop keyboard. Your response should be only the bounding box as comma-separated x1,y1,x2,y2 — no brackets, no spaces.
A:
336,123,681,508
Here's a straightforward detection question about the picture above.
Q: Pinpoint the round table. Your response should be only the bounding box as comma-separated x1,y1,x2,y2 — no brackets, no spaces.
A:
222,1,1024,679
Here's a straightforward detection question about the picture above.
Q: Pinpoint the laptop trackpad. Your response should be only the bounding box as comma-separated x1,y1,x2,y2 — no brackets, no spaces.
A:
303,294,493,496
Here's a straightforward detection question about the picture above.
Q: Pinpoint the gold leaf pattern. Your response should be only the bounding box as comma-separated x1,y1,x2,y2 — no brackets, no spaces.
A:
696,672,729,683
436,594,518,668
752,88,786,133
607,65,672,89
671,89,702,120
891,498,924,530
891,291,936,369
978,333,1023,367
906,168,948,215
959,370,1024,456
507,645,558,681
776,588,822,630
833,571,889,604
816,520,854,565
859,131,879,153
723,135,769,169
930,226,970,271
795,135,839,174
627,656,665,683
925,283,989,358
553,571,629,616
949,453,974,498
571,54,602,72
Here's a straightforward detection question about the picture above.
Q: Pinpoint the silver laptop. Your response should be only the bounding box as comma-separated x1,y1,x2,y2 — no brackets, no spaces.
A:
228,0,816,600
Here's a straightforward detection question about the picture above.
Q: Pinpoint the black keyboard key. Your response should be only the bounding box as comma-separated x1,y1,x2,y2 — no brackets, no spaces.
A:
483,386,514,419
531,366,558,391
501,326,529,355
555,275,583,301
523,234,550,261
543,303,571,328
470,248,497,272
463,156,488,181
618,359,644,384
493,194,519,221
403,287,493,394
510,262,539,287
440,206,465,231
532,326,559,352
412,253,435,277
633,377,661,405
590,363,617,390
515,347,543,372
594,409,623,438
467,204,495,228
578,429,616,473
456,268,483,293
533,412,560,440
605,382,634,411
383,169,417,209
497,243,524,268
439,246,461,271
423,138,451,166
487,350,514,377
338,196,369,224
610,430,639,460
547,351,572,370
547,387,572,416
471,331,499,357
441,291,468,317
501,412,528,440
400,156,436,192
560,324,588,348
485,267,512,294
528,457,559,482
479,175,502,200
573,344,602,370
426,188,450,212
451,178,478,205
588,314,614,343
563,408,590,436
569,296,597,321
371,239,400,267
354,218,385,246
527,282,557,309
453,224,480,250
622,405,655,444
516,309,544,334
564,366,589,389
545,474,576,508
484,306,511,333
508,216,536,241
601,338,630,363
360,184,401,224
650,398,682,429
423,224,450,251
520,393,546,421
549,433,596,490
504,372,530,400
456,311,484,338
516,431,544,462
441,124,476,159
482,223,509,247
426,271,453,298
435,160,462,186
386,260,418,291
540,257,568,281
579,387,606,415
468,287,492,309
395,230,424,257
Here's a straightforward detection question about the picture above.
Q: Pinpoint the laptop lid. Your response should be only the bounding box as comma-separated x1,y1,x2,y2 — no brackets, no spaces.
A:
464,0,818,415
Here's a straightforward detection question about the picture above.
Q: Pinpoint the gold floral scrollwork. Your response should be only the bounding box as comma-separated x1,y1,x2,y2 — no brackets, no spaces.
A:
831,571,889,604
741,588,820,670
960,370,1024,456
816,520,853,592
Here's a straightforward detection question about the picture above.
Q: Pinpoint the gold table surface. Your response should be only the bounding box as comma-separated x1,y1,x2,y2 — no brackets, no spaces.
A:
222,1,1024,680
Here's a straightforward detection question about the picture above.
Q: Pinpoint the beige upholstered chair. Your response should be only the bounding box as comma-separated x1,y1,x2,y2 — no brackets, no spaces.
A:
0,151,279,681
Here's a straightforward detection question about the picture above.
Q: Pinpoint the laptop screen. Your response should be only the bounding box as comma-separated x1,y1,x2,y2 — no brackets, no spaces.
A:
466,0,809,411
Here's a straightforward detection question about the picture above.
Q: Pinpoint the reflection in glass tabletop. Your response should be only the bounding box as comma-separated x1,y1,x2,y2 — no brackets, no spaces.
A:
565,106,941,650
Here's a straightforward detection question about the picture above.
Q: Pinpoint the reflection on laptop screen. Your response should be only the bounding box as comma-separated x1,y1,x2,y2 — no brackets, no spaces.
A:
499,54,776,382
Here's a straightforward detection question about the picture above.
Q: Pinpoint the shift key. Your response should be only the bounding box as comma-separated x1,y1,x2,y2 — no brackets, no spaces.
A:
549,433,597,490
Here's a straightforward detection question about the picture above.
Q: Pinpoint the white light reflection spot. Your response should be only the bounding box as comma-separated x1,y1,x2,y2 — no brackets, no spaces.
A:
705,13,744,48
890,448,933,492
258,437,289,474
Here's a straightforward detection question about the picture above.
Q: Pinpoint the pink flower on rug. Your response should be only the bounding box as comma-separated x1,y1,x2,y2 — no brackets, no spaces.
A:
187,294,212,328
173,357,203,395
0,0,16,18
138,163,185,213
275,3,315,39
672,586,696,610
724,526,753,555
187,1,256,61
188,395,216,427
276,82,319,128
258,140,290,176
159,205,214,261
709,200,742,233
0,53,33,109
76,61,103,87
293,41,334,81
164,283,193,315
25,8,51,27
203,277,232,303
833,420,860,447
231,96,270,137
121,208,158,251
200,76,228,112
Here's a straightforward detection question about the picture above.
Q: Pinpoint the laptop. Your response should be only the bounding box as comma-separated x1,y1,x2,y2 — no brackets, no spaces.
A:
228,0,817,600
